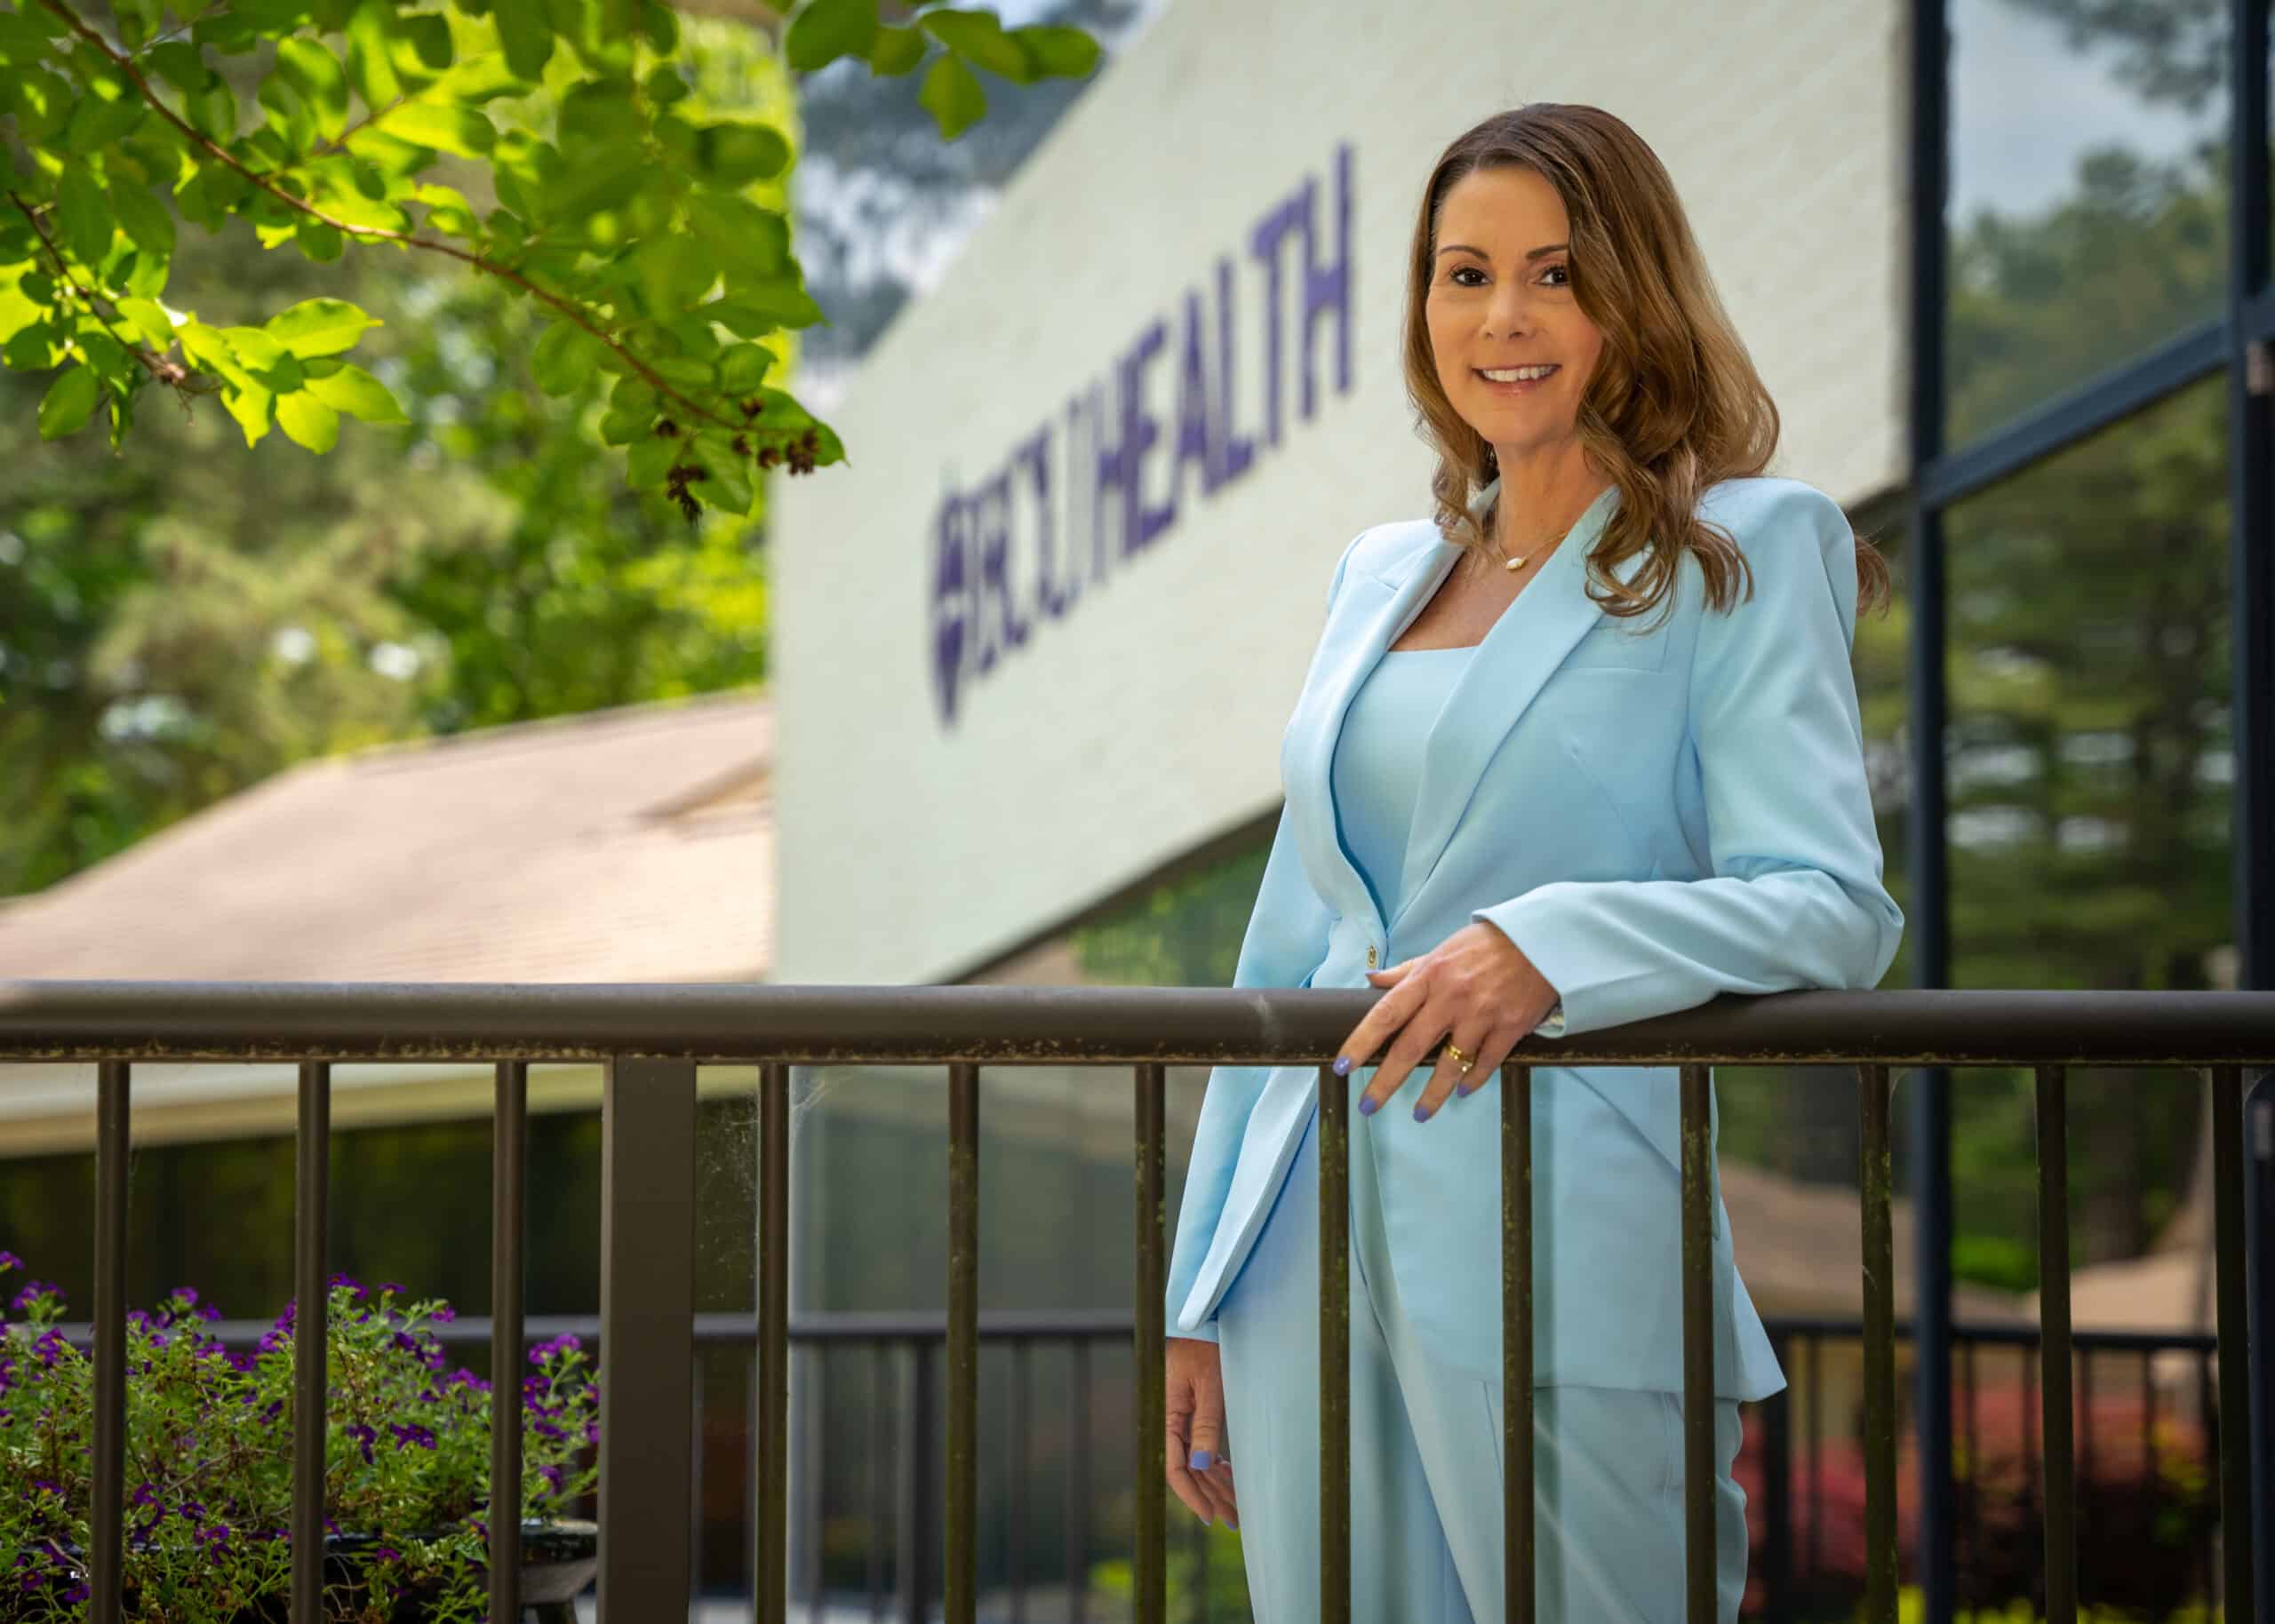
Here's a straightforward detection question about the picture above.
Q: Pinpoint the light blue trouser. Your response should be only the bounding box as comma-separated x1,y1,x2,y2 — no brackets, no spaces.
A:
1215,1095,1750,1624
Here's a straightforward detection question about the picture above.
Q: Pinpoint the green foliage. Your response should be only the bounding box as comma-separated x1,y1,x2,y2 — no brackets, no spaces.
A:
0,1254,600,1622
0,0,1099,517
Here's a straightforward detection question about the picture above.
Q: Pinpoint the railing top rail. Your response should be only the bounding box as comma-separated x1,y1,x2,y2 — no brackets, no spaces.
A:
35,1310,2221,1356
3,981,2273,1066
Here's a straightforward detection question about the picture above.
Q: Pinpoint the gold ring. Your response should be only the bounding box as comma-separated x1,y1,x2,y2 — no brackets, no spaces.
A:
1444,1043,1467,1064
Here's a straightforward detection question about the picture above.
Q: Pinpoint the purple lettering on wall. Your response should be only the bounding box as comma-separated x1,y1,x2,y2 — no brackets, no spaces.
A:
1301,141,1354,420
1173,285,1214,505
1090,377,1123,578
1019,427,1066,621
1122,318,1169,554
1212,254,1256,490
926,143,1355,728
979,464,1026,651
1249,197,1297,451
930,489,972,727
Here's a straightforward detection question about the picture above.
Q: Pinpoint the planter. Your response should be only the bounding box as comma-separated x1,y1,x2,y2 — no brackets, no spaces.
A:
270,1519,601,1624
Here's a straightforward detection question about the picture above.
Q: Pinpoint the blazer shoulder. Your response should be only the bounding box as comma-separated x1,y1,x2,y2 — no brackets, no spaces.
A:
1694,476,1861,638
1341,517,1445,589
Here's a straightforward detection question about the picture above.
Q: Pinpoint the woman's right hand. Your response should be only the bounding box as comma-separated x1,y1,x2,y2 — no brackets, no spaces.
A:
1165,1335,1239,1528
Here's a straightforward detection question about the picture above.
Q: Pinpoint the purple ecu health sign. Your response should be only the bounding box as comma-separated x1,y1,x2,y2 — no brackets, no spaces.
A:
930,142,1356,728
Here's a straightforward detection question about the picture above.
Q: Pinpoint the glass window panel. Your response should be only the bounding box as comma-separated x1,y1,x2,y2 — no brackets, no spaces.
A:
1947,0,2230,447
1940,373,2231,1305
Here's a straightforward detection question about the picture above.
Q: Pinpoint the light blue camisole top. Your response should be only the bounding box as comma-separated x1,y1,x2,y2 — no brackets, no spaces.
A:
1328,645,1478,927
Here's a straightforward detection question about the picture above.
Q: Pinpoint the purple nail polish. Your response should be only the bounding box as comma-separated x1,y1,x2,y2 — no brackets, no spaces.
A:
1413,1103,1432,1122
1332,1055,1352,1076
1189,1448,1212,1471
1356,1095,1377,1117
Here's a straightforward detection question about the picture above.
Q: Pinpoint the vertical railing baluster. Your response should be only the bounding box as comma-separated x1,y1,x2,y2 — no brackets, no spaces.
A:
1962,1335,1978,1586
759,1061,791,1624
1679,1062,1715,1624
2037,1064,2077,1624
1762,1333,1792,1624
90,1060,130,1622
743,1344,759,1617
1502,1057,1534,1624
1009,1340,1029,1624
803,1343,826,1622
1134,1062,1166,1624
2210,1064,2255,1623
869,1341,888,1623
946,1062,979,1624
1317,1061,1351,1624
691,1349,709,1612
292,1060,331,1624
491,1060,528,1624
1805,1332,1822,1591
1068,1339,1090,1624
598,1057,698,1619
1858,1062,1896,1624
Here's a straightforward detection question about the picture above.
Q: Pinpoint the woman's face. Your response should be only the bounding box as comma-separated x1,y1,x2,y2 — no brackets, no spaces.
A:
1424,164,1604,466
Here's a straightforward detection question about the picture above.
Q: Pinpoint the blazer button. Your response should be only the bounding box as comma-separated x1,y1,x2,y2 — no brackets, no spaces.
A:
1366,945,1377,967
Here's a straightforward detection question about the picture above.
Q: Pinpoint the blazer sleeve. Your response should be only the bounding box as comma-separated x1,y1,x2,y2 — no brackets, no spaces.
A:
1164,530,1366,1341
1470,483,1904,1037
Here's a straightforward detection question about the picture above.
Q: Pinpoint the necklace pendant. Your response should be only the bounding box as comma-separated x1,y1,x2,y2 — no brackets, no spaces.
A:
1505,554,1526,571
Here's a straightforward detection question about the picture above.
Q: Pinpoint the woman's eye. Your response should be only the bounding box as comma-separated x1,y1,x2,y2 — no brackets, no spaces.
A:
1450,266,1486,287
1539,263,1570,288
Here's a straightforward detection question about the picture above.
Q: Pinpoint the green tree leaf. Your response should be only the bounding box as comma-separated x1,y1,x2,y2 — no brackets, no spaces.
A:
1009,24,1098,77
381,100,495,157
36,363,99,439
690,435,753,514
918,10,1034,83
302,359,407,422
56,163,112,269
108,182,177,267
918,52,986,139
693,121,791,187
275,38,350,142
63,74,147,152
531,318,605,395
865,23,927,75
344,0,402,109
266,297,379,357
716,341,772,392
276,388,341,450
114,296,176,347
784,0,876,72
490,0,555,82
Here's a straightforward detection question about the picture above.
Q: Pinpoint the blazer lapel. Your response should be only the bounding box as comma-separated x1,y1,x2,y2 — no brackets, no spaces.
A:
1286,526,1459,928
1391,478,1639,933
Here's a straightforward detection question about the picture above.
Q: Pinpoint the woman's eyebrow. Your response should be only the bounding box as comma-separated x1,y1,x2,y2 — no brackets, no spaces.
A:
1434,242,1569,261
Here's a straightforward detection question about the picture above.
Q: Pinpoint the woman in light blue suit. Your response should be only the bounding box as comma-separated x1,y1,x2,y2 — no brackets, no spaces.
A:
1161,104,1904,1623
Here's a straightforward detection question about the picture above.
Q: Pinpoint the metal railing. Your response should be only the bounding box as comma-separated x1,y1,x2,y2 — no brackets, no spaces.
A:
4,980,2273,1624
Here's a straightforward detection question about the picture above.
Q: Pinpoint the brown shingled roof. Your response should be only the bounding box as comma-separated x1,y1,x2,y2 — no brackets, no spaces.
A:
0,689,773,984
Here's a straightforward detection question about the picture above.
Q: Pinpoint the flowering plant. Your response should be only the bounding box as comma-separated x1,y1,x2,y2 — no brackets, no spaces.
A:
0,1250,599,1622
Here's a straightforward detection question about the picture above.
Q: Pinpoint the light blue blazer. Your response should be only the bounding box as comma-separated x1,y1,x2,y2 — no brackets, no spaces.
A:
1165,475,1904,1402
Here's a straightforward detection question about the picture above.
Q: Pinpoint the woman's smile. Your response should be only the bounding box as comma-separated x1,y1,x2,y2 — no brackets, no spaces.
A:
1472,362,1560,396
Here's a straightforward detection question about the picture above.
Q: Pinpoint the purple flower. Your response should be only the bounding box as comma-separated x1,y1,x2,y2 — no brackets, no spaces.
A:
431,1304,457,1324
0,1250,22,1271
377,1546,401,1562
538,1463,564,1491
345,1423,378,1464
197,1303,221,1322
388,1421,437,1451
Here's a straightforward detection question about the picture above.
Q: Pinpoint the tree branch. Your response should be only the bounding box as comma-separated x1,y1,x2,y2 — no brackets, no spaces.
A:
5,187,188,394
35,0,784,441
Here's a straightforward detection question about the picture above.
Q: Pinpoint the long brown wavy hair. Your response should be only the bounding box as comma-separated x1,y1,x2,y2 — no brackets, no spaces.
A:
1401,104,1893,625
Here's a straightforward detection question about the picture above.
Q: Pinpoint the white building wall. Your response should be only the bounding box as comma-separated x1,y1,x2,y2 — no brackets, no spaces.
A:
771,0,1909,985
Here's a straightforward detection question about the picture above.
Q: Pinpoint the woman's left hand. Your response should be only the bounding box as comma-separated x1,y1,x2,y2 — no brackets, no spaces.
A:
1337,922,1560,1124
